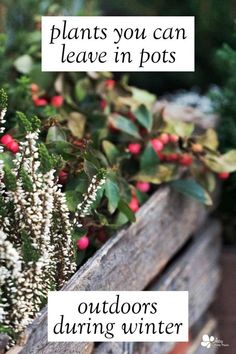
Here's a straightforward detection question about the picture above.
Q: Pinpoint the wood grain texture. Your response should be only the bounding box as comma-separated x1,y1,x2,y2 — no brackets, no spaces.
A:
94,219,221,354
19,187,207,354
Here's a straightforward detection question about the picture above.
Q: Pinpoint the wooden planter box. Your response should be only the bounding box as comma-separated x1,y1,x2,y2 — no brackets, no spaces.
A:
6,186,222,354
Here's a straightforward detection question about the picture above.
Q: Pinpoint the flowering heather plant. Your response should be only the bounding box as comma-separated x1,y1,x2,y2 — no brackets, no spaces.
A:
0,89,106,344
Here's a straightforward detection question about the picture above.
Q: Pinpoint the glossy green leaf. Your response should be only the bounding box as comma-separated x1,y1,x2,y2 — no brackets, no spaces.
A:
140,143,159,174
109,114,141,138
105,179,120,214
118,199,136,222
102,140,120,165
65,191,82,212
170,179,212,206
135,104,153,131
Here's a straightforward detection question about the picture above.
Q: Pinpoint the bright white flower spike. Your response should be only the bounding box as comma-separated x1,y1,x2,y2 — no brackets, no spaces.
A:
0,101,105,343
74,174,106,227
0,105,76,342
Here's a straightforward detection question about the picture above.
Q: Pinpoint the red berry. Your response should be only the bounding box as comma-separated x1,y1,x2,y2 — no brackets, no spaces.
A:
58,170,68,184
129,196,139,212
136,181,151,193
128,143,141,155
77,236,89,250
100,99,107,111
8,141,19,154
105,79,115,90
179,153,193,166
0,134,14,146
157,152,166,161
166,153,179,162
31,83,39,93
151,138,164,152
169,134,179,143
51,95,64,108
33,97,48,106
218,172,230,180
159,133,169,144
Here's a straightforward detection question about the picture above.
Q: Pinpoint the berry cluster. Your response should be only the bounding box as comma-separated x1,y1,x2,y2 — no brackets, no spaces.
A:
0,134,19,153
31,83,64,108
128,132,230,182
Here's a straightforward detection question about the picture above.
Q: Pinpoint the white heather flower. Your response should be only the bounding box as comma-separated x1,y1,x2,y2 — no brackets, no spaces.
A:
74,174,106,227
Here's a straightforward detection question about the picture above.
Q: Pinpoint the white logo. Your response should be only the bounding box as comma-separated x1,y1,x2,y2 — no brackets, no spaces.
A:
201,334,215,348
201,334,229,349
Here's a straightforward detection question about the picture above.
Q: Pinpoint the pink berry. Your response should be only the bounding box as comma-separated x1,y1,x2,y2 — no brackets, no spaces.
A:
218,172,230,180
159,133,169,144
0,134,14,146
151,138,164,152
129,196,139,212
105,79,115,89
179,153,193,166
58,170,68,184
128,143,141,155
77,236,89,250
8,141,19,154
51,95,64,108
136,181,151,193
169,134,179,143
33,97,48,106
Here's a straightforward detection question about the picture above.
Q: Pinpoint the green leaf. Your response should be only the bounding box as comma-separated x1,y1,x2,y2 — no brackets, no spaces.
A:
109,114,141,138
65,191,82,212
75,78,89,102
118,199,136,222
105,179,120,214
170,179,212,206
130,86,156,106
46,126,66,143
102,140,120,165
135,105,153,132
203,150,236,173
14,54,33,74
84,159,98,178
134,165,174,184
68,112,86,138
197,129,219,150
140,143,159,174
165,119,194,138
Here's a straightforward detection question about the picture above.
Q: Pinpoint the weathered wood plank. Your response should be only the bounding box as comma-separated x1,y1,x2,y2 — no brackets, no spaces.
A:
94,219,221,354
19,187,207,354
0,335,9,354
